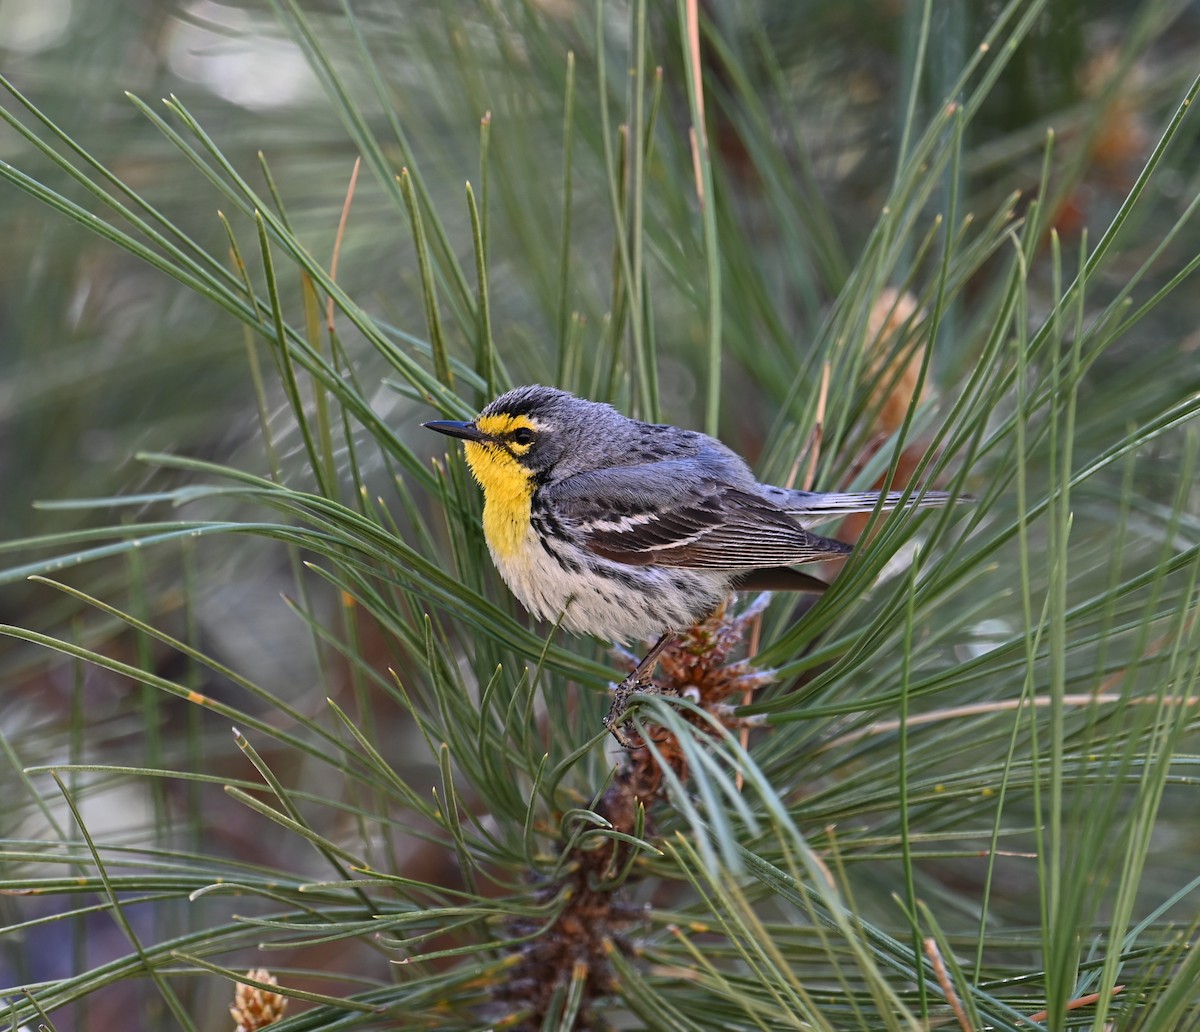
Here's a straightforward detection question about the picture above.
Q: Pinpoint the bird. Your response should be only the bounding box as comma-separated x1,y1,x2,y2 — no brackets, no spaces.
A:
424,385,964,740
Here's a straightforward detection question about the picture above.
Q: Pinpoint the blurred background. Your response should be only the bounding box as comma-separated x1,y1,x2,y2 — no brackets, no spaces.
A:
2,0,1199,1028
4,0,1193,544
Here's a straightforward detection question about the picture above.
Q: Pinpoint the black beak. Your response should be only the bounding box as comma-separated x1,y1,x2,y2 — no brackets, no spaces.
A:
422,419,491,443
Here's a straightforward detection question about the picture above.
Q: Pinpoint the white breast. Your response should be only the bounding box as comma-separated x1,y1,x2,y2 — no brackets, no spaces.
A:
489,525,727,644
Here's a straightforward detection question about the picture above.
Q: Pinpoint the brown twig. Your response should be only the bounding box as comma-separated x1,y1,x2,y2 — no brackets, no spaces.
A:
1024,986,1124,1025
800,361,831,494
737,608,764,791
326,156,361,332
923,938,971,1032
819,693,1200,753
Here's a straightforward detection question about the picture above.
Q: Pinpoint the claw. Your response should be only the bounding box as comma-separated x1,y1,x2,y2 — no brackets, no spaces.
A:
605,661,672,747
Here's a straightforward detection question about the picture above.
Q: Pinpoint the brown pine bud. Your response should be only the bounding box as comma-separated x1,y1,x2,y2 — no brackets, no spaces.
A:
230,969,287,1032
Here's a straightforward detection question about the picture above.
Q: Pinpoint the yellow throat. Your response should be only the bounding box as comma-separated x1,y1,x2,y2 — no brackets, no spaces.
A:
463,413,537,560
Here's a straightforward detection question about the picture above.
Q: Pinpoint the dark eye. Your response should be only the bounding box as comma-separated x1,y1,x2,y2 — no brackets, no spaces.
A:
512,427,535,446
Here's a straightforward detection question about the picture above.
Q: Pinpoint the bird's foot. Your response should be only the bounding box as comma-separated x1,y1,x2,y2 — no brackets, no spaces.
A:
604,632,678,747
604,671,675,747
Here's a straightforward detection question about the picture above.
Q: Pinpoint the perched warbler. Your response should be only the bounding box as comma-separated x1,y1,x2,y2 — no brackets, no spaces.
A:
425,385,962,736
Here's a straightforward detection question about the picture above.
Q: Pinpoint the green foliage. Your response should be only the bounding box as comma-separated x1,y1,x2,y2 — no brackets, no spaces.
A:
1,0,1199,1029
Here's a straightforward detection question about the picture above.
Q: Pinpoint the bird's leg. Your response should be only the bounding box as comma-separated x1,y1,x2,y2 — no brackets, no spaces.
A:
605,632,677,746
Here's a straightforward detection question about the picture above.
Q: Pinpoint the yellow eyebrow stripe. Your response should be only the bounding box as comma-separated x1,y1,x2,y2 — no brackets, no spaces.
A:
476,413,537,435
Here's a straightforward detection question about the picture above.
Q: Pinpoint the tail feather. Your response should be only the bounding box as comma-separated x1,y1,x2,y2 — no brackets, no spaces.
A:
762,487,969,521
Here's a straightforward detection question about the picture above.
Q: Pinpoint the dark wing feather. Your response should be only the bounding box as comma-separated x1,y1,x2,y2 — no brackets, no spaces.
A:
544,464,852,571
731,567,830,593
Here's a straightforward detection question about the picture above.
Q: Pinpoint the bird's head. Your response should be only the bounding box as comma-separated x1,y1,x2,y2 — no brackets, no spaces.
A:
423,385,593,495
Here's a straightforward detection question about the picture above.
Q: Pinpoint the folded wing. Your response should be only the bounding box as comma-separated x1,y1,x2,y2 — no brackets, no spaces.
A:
544,463,853,571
